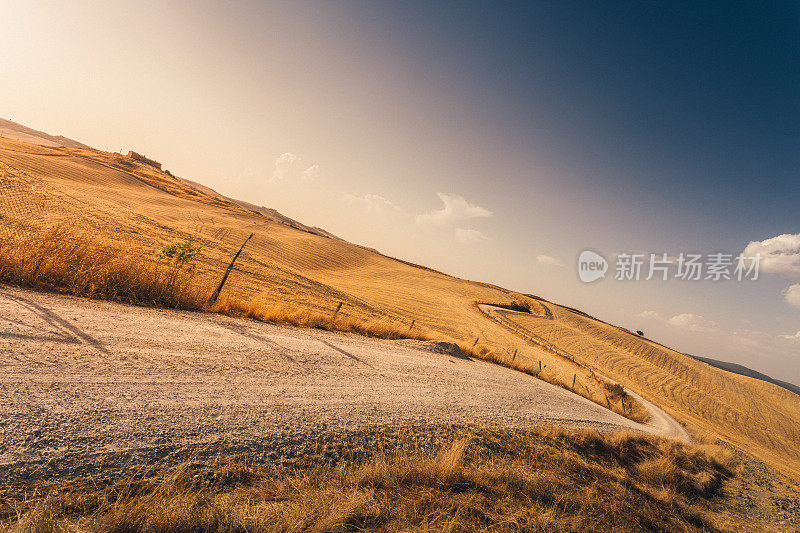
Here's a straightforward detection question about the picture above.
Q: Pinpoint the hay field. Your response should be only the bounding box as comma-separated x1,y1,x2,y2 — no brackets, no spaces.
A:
1,134,799,479
0,136,608,412
505,302,800,474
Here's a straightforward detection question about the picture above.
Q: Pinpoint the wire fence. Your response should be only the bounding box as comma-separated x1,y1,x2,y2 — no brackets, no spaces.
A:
0,162,82,244
0,147,394,324
0,157,314,310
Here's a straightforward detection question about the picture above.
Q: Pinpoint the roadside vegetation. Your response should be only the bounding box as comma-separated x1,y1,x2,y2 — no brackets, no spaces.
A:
0,226,649,423
4,425,739,532
3,137,800,480
0,228,207,310
210,294,432,341
491,300,533,313
481,301,650,423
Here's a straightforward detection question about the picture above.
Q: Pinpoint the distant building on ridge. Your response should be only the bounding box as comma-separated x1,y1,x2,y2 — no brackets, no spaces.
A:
127,150,161,170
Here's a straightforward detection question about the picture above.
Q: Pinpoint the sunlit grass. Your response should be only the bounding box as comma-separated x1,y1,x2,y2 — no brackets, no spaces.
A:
5,426,739,532
0,225,650,423
4,135,798,477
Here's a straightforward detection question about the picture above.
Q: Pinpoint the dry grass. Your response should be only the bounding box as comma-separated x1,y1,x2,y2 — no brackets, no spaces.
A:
0,229,431,344
0,228,208,311
477,345,650,423
4,426,739,532
2,134,799,477
479,305,651,423
210,294,434,341
0,224,649,424
506,304,800,476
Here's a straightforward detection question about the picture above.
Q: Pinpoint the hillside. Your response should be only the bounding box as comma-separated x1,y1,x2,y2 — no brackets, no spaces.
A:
1,124,800,482
691,355,800,397
0,118,93,150
0,118,339,241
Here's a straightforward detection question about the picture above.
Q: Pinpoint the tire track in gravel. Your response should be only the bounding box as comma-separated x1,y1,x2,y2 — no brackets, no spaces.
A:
0,285,682,484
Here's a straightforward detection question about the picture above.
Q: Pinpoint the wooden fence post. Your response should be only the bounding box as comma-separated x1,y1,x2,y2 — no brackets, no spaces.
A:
208,233,253,305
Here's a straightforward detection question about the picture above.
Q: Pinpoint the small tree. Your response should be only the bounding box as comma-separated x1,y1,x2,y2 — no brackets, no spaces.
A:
158,237,201,289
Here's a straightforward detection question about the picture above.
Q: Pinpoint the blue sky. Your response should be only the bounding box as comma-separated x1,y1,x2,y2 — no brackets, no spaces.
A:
2,1,799,381
356,1,799,239
335,1,800,380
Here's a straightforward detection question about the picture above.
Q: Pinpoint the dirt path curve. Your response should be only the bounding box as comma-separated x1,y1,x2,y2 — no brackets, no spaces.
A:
605,377,690,441
1,286,680,483
477,303,690,441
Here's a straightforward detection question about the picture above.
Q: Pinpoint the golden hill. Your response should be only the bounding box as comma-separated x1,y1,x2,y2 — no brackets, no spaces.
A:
1,130,799,481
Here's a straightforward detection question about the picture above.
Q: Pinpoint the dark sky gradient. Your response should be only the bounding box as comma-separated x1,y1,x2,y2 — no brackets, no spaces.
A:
3,1,798,380
348,1,799,243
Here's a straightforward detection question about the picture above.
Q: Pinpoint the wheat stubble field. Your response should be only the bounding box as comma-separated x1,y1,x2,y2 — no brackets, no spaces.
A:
1,130,799,469
0,133,642,422
1,123,800,530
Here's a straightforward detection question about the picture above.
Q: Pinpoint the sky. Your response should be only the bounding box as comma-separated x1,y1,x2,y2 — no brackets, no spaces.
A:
2,1,800,383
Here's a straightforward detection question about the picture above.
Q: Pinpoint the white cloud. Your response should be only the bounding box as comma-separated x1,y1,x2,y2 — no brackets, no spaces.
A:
638,310,664,321
537,254,564,267
272,152,318,182
780,330,800,341
668,313,719,332
743,233,800,277
302,164,319,182
416,192,492,226
343,193,404,215
455,228,490,244
272,152,299,180
783,283,800,309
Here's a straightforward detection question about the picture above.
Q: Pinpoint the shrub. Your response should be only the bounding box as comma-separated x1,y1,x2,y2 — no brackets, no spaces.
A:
494,300,532,313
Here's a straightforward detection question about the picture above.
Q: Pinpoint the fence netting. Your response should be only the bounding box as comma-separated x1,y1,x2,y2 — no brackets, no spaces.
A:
0,149,383,320
0,159,260,303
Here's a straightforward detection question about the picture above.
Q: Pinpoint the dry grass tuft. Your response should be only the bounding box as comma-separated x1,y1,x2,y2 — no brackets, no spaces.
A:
0,229,207,310
211,295,434,341
0,226,649,424
0,228,431,343
4,426,739,532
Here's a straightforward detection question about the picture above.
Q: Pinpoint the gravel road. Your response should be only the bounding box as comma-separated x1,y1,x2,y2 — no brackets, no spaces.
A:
0,285,676,484
478,303,690,441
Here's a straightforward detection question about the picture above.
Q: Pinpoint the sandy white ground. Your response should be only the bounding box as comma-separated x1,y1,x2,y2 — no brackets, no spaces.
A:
0,285,684,482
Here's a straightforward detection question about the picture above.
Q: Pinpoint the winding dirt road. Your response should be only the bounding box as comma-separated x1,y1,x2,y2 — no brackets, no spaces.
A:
478,303,690,442
0,285,684,483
